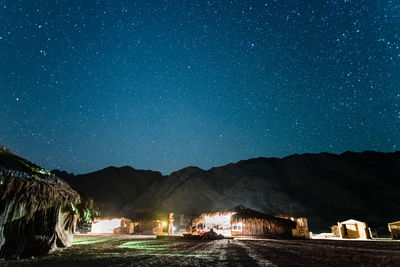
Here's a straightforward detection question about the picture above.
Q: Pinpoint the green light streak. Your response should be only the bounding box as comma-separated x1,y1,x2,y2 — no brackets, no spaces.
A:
83,209,91,223
72,237,109,245
118,240,168,250
71,203,78,213
30,167,50,175
144,253,204,257
70,204,94,223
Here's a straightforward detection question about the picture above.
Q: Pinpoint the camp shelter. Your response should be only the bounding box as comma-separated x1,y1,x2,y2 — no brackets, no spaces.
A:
388,221,400,240
276,215,310,238
190,205,302,238
91,217,134,234
337,219,371,239
0,148,96,259
133,220,165,235
331,225,340,237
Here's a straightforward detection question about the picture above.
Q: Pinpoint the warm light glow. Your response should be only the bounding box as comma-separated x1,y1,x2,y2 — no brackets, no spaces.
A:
204,213,232,236
118,240,168,250
91,219,121,233
162,221,167,227
72,237,108,245
232,222,242,231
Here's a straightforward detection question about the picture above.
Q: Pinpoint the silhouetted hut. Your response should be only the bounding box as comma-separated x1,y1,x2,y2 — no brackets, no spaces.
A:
0,149,96,259
133,220,165,235
388,221,400,240
276,215,310,238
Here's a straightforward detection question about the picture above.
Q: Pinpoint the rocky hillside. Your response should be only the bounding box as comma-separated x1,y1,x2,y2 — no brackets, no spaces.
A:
53,166,164,216
55,151,400,233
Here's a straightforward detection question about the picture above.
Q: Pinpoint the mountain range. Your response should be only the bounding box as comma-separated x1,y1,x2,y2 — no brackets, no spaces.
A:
52,151,400,233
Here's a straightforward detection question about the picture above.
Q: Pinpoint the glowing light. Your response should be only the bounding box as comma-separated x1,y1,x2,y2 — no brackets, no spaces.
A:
204,213,232,236
162,221,167,227
72,237,109,245
91,218,122,233
118,240,168,250
232,222,243,231
143,253,204,257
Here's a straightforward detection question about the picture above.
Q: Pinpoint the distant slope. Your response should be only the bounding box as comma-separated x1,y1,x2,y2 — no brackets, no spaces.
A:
55,151,400,232
53,167,164,216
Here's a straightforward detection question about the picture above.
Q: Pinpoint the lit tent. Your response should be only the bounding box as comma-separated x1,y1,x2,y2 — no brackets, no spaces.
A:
336,219,371,239
0,147,96,259
388,221,400,240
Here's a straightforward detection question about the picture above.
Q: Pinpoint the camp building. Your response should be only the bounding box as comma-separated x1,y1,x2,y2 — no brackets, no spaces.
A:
91,217,134,234
190,205,309,238
332,219,371,239
388,221,400,240
133,220,165,235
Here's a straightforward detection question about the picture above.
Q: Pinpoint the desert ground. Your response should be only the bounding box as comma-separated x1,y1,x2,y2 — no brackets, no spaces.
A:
2,234,400,266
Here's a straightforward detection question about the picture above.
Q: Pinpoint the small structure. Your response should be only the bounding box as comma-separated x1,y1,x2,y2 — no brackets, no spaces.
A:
178,214,195,233
133,220,165,235
336,219,371,239
331,225,340,237
91,217,134,234
190,206,304,238
276,215,310,238
388,221,400,240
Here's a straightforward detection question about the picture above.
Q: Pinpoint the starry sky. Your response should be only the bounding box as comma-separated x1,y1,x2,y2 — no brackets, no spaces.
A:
1,0,400,175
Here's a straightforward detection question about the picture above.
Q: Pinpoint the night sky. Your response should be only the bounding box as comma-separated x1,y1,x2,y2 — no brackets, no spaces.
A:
1,1,400,174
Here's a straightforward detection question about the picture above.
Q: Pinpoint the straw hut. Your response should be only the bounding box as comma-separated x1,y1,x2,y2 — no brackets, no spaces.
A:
336,219,371,239
190,205,299,238
0,148,96,259
388,221,400,240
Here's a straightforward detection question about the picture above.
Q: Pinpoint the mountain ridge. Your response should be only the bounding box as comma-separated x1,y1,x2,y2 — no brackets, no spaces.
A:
53,150,400,233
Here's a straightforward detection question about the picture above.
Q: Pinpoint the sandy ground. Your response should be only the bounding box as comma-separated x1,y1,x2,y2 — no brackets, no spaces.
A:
1,234,400,266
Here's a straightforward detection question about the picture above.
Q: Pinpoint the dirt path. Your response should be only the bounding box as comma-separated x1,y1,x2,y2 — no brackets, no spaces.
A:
2,235,400,266
240,239,400,266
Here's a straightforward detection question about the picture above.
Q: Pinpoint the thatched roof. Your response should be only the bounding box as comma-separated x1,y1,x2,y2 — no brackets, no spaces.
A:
228,206,296,227
0,147,52,177
93,217,132,222
0,149,97,222
1,176,79,220
193,206,296,228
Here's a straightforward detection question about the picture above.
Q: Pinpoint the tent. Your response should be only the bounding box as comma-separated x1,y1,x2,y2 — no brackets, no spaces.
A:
337,219,371,239
388,221,400,240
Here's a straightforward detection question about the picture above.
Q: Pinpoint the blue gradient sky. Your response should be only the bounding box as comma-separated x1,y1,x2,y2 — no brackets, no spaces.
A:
1,0,399,174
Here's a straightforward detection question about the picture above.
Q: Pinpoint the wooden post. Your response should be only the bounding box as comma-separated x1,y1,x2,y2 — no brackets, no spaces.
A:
73,214,78,234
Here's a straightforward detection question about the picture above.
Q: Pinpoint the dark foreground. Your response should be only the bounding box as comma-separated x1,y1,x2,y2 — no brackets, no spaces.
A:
2,235,400,266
